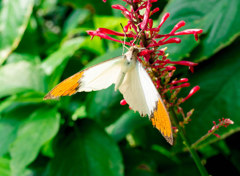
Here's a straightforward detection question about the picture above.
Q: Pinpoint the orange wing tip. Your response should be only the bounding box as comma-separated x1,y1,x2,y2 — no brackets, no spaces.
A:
43,93,58,100
43,93,51,100
43,72,84,100
151,99,173,145
164,135,173,145
151,117,173,145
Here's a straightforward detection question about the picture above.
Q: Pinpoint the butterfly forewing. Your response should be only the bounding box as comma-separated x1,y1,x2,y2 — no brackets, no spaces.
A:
78,56,124,92
44,56,124,99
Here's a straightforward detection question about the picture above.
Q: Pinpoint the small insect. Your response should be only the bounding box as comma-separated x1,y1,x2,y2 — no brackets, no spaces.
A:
44,46,173,145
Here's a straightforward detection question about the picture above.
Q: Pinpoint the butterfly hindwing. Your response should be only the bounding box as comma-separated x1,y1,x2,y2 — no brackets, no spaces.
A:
118,61,152,116
119,60,173,145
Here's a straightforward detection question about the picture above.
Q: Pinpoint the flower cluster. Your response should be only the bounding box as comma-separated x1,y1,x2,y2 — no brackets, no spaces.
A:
87,0,203,125
208,118,234,138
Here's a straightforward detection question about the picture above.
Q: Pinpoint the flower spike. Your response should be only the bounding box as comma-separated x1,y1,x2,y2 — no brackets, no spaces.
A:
90,0,203,145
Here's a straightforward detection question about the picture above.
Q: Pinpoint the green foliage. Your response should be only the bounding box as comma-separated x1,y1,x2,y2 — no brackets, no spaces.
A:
10,107,60,175
46,119,123,176
183,41,240,145
161,0,240,62
0,0,239,175
0,0,34,64
0,61,45,97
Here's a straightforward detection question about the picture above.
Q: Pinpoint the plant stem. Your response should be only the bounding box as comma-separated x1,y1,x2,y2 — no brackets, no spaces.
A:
191,118,234,149
170,107,209,176
191,130,213,149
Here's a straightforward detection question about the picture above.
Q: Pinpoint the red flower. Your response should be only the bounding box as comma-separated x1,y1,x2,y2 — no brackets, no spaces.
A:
208,118,234,138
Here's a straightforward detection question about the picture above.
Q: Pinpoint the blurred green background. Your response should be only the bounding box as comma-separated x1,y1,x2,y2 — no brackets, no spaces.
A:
0,0,240,175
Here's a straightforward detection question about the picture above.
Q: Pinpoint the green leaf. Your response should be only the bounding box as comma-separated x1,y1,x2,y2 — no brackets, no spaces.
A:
122,147,158,176
161,160,199,176
80,37,105,56
41,37,85,90
60,0,113,15
0,157,10,176
121,146,186,176
85,48,122,68
107,110,149,142
46,118,123,176
6,53,40,65
160,0,240,61
10,107,60,176
15,17,40,55
0,118,20,157
71,105,87,120
86,86,126,127
41,138,55,158
0,92,44,114
39,0,58,14
0,61,45,98
62,9,91,35
193,0,240,61
196,140,230,160
41,37,85,76
94,16,128,30
181,41,240,146
0,0,34,64
198,144,220,159
0,103,41,157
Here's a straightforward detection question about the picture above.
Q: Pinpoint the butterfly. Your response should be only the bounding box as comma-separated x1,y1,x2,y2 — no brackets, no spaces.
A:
44,46,173,145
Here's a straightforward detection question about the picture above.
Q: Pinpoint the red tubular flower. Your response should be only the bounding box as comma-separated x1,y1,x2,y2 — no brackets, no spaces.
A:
181,86,200,103
208,118,234,138
140,0,151,29
164,66,176,71
159,21,185,42
166,60,198,67
151,7,159,15
112,5,132,19
213,134,221,138
223,118,234,125
157,12,170,29
172,21,186,32
87,30,132,45
175,29,203,41
159,37,181,45
120,99,127,105
96,28,135,37
170,78,189,85
148,19,153,29
170,83,190,90
156,79,161,89
138,49,154,56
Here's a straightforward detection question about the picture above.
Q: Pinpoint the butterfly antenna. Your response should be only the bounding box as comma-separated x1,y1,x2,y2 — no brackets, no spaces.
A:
132,28,145,48
120,23,130,54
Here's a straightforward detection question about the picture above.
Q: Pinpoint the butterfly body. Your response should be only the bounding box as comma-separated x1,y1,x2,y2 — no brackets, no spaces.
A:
115,47,138,90
44,46,173,145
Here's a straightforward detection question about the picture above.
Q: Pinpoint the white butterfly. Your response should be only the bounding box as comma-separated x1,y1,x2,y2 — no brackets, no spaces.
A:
44,46,173,145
